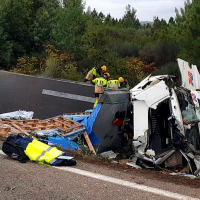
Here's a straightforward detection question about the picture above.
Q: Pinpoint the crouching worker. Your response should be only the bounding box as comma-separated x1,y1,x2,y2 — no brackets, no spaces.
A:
118,77,130,89
84,65,107,84
92,72,110,109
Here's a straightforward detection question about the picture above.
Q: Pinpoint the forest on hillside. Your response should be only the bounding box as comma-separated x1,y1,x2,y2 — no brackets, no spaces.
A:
0,0,199,86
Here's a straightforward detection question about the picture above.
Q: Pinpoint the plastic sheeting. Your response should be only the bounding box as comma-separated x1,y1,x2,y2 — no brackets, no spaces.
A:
81,105,101,146
48,136,80,151
0,110,34,119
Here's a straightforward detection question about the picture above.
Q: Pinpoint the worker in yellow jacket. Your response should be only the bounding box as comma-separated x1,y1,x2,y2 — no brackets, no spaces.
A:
84,65,107,84
92,72,110,108
107,78,120,90
118,77,130,89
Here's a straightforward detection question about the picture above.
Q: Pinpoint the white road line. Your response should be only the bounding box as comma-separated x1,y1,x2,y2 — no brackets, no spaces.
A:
0,150,5,155
0,150,199,200
54,167,199,200
42,89,95,103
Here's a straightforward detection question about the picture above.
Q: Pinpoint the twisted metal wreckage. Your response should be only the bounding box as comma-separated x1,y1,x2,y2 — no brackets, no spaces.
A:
129,58,200,175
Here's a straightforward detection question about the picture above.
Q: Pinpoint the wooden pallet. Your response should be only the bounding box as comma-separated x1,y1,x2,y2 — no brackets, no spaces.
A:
5,119,55,131
0,123,22,139
47,116,84,134
3,115,84,134
5,119,40,124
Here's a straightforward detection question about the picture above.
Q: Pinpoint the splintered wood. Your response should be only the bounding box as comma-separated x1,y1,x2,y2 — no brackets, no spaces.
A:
0,121,22,140
0,116,84,138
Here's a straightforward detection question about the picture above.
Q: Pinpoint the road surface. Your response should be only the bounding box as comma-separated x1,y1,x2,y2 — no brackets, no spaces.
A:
0,141,200,200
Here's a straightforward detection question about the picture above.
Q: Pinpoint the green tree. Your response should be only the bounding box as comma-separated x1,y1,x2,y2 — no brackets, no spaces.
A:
120,5,140,28
174,0,200,66
0,0,59,69
52,0,86,57
98,12,105,22
1,0,34,67
152,17,168,32
168,17,175,24
140,38,180,66
91,8,98,18
104,14,113,25
32,0,60,52
82,26,110,66
0,2,12,69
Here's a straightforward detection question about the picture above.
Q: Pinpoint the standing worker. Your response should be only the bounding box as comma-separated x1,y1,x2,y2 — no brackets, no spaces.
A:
118,77,130,89
107,78,120,90
84,65,107,84
92,72,110,109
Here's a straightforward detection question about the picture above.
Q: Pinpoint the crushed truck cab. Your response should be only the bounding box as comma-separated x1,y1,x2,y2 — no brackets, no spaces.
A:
130,59,200,174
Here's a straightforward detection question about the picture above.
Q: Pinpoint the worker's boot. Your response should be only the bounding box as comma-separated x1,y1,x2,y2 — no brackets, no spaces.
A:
93,98,99,109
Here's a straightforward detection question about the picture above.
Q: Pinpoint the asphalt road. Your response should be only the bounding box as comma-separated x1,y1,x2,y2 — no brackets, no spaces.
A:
0,141,200,200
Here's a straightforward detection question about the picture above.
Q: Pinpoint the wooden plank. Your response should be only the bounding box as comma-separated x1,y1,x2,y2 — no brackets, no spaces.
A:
0,132,9,137
4,119,39,124
30,125,57,131
11,122,36,139
48,118,82,129
0,127,11,132
0,131,17,137
83,131,96,155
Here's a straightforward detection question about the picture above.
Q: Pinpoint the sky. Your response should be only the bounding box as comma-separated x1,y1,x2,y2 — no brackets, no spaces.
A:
84,0,186,22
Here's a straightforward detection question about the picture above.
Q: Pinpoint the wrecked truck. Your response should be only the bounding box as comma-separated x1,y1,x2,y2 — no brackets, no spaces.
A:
129,58,200,175
91,58,200,175
130,74,200,175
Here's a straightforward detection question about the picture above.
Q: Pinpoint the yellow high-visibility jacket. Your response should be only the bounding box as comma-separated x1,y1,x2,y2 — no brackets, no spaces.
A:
24,140,62,165
107,80,120,89
92,77,107,93
85,67,100,81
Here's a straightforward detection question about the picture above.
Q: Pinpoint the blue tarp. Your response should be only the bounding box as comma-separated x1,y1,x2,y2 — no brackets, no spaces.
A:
64,115,88,122
48,136,80,151
81,104,101,146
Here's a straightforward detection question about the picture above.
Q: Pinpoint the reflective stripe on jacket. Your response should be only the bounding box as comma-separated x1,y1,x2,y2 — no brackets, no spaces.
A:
107,80,120,89
24,140,62,165
92,77,107,93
